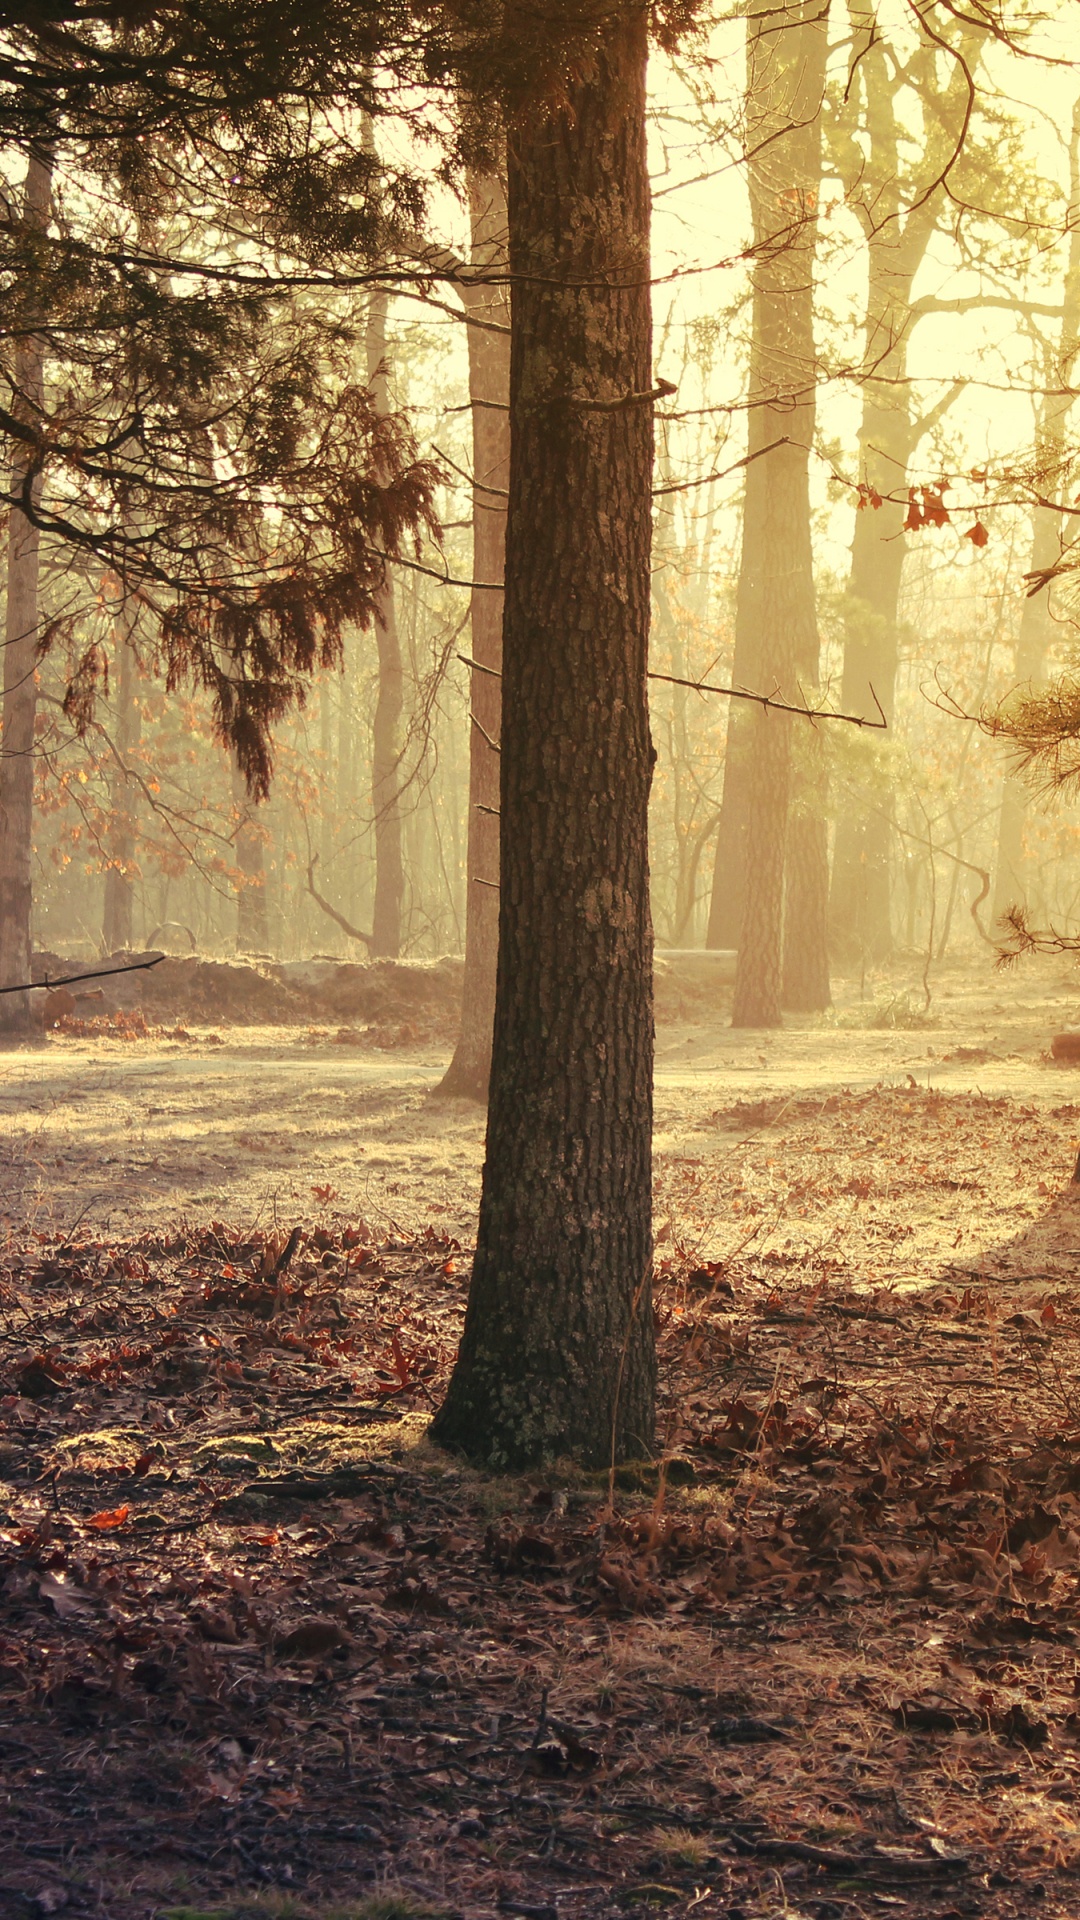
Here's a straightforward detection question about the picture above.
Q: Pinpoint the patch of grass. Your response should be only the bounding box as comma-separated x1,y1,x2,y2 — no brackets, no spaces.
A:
645,1828,713,1868
831,989,936,1031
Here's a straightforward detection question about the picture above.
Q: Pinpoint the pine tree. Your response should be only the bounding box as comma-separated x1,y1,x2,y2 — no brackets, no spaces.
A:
432,3,659,1466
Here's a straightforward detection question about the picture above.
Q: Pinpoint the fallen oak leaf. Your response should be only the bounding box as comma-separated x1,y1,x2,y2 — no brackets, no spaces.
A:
83,1503,130,1531
196,1606,242,1644
38,1571,94,1619
547,1715,605,1771
274,1616,350,1658
17,1353,67,1398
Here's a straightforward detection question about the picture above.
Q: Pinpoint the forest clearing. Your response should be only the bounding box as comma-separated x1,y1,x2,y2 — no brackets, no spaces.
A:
8,0,1080,1914
4,961,1080,1917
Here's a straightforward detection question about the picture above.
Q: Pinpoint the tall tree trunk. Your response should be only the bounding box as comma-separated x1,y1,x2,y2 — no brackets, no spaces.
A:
730,0,827,1029
829,435,907,963
366,288,405,959
0,146,51,1038
102,601,142,953
779,5,830,1015
436,166,510,1099
993,94,1080,928
827,13,978,962
782,809,831,1009
232,758,270,953
432,7,656,1468
705,451,765,951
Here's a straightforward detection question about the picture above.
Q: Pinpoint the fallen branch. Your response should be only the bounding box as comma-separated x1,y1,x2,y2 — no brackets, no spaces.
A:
229,1459,396,1504
727,1831,970,1880
0,951,165,998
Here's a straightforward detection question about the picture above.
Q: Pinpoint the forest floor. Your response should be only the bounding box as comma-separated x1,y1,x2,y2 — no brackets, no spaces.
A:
3,955,1080,1918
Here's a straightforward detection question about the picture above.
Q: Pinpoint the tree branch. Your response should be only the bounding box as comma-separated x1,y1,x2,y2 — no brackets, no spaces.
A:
305,855,374,950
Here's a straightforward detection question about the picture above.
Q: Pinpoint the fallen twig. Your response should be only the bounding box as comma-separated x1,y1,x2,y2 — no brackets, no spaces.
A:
727,1831,970,1879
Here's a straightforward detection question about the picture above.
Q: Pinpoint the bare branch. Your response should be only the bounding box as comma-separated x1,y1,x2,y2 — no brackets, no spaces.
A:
305,855,373,951
0,953,165,998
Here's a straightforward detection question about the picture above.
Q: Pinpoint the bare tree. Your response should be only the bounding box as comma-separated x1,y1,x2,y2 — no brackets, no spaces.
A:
728,0,828,1028
0,144,51,1037
437,164,510,1099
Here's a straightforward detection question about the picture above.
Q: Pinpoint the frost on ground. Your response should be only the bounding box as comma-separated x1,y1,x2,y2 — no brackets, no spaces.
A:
2,957,1080,1917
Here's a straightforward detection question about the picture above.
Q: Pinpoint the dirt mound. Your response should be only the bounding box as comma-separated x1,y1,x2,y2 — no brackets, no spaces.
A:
31,949,465,1040
654,948,735,1022
30,947,732,1038
277,954,464,1032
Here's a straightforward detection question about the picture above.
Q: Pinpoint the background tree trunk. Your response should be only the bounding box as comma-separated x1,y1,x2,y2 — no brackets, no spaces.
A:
993,93,1080,929
705,435,765,952
232,758,270,953
731,0,827,1028
432,7,656,1469
102,602,142,953
0,146,51,1038
782,805,831,1010
827,16,978,963
778,2,829,1015
366,287,405,959
436,165,510,1099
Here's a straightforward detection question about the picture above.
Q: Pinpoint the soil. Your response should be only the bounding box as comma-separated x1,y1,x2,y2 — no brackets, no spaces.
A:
2,953,1080,1919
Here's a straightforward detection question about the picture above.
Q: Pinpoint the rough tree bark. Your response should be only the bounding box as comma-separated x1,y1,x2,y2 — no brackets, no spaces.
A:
730,0,827,1029
102,601,142,953
367,286,405,959
0,145,51,1038
436,166,510,1100
432,6,657,1468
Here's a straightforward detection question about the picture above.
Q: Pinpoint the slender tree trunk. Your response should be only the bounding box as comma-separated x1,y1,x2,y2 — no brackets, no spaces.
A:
993,94,1080,928
102,602,142,952
827,16,977,962
828,396,909,963
0,147,51,1038
731,0,827,1028
779,8,829,1015
366,289,405,958
232,758,270,953
432,7,656,1468
436,166,510,1099
992,504,1058,930
705,404,766,952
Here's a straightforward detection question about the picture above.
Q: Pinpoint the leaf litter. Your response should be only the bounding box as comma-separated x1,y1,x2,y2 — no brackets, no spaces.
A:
4,1084,1080,1914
